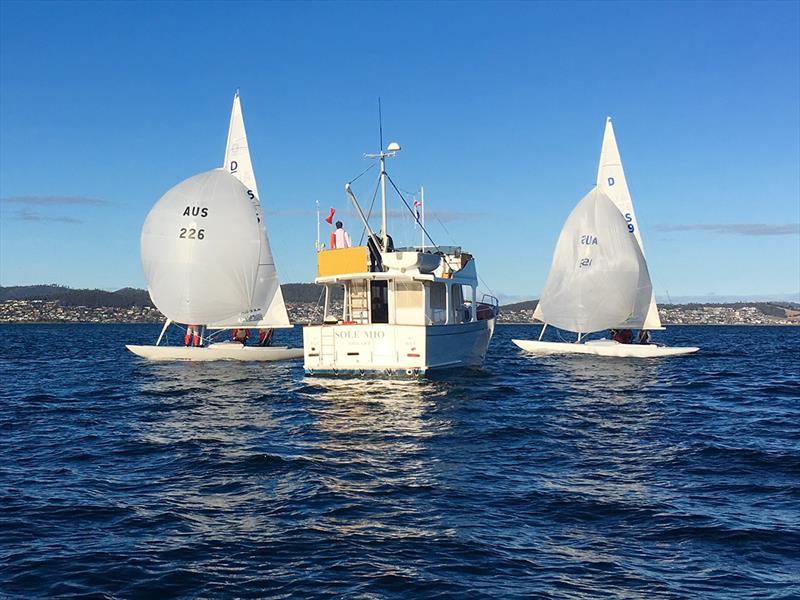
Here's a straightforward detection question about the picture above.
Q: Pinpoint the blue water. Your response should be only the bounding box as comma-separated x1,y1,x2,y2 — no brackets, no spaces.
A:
1,324,798,598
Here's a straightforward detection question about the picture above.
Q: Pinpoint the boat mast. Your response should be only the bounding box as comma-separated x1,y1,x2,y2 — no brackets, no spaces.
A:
365,144,401,251
315,200,321,251
365,99,401,252
380,151,388,250
421,186,425,251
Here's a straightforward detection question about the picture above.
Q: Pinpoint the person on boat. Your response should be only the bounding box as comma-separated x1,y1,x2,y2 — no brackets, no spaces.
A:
380,230,395,252
184,324,202,347
367,233,383,272
232,328,249,345
612,329,633,344
637,330,651,345
258,328,274,347
333,221,352,248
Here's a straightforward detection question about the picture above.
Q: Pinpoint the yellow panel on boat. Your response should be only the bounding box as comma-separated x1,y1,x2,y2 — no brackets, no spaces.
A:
317,246,369,277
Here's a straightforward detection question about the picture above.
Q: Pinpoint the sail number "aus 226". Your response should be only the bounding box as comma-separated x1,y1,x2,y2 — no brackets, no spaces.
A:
179,228,205,240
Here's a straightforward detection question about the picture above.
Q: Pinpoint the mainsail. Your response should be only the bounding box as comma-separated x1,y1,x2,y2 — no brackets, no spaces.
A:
218,91,290,328
596,117,662,329
535,188,653,334
142,169,264,325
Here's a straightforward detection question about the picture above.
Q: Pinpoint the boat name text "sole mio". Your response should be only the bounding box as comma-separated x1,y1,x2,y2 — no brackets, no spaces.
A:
334,330,386,340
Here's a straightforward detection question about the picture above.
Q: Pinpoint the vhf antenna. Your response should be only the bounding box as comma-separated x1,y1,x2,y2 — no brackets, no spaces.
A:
378,97,383,152
364,97,401,251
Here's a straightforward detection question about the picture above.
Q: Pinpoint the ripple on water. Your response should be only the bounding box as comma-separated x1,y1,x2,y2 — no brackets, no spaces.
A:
0,323,798,598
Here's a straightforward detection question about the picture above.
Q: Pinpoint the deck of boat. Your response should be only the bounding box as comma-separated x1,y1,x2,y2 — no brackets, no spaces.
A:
512,338,699,358
126,343,303,362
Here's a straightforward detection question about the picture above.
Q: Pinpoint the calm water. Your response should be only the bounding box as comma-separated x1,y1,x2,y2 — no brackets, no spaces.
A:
1,324,798,598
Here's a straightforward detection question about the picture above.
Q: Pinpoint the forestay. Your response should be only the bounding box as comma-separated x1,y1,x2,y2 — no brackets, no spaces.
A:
535,188,653,334
597,117,662,329
220,91,290,328
142,169,265,326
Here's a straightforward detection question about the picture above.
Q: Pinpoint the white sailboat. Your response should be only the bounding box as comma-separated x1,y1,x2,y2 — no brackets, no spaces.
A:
127,92,302,361
512,118,698,358
303,140,500,376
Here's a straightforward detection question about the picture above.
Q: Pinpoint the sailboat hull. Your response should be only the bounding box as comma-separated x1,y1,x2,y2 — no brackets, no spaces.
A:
511,338,698,358
126,343,303,362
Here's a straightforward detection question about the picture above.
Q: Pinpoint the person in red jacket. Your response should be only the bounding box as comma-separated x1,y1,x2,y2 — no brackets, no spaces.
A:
232,328,249,345
258,328,274,347
612,329,633,344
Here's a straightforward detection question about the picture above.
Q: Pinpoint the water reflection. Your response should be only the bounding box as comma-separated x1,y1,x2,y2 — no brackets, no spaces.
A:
297,378,457,542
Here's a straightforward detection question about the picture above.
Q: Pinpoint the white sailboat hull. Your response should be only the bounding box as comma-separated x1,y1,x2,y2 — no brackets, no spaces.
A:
126,342,303,362
511,338,698,358
303,319,496,376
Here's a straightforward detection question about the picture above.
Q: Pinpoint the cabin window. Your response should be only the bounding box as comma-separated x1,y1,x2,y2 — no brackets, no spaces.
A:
394,281,423,325
323,283,344,323
370,280,389,324
451,284,466,323
429,282,447,324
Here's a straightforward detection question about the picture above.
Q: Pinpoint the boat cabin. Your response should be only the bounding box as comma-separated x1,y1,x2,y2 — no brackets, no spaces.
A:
315,245,484,328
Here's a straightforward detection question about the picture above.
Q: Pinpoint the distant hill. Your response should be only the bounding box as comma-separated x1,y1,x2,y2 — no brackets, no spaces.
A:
660,301,800,318
1,285,153,308
501,299,538,311
281,283,343,304
500,297,800,319
3,286,798,318
0,283,341,308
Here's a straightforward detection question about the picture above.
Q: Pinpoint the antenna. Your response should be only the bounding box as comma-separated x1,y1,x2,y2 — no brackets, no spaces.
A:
378,97,383,152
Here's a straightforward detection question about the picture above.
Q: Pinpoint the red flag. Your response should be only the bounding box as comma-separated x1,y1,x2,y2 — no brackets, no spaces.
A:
324,207,335,224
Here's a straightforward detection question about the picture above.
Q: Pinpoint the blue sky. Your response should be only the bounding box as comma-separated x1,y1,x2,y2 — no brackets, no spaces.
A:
1,0,798,302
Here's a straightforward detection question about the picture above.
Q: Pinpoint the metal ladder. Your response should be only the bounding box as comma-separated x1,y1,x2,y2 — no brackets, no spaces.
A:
349,282,370,324
319,326,336,365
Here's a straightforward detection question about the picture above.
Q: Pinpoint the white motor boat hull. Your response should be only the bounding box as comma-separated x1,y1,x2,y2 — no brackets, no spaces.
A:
511,338,698,358
126,342,303,362
304,319,496,376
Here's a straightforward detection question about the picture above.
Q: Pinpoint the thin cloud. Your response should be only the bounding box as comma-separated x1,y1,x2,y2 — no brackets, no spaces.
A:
425,210,487,222
1,195,109,206
6,207,82,224
653,223,800,236
264,206,486,222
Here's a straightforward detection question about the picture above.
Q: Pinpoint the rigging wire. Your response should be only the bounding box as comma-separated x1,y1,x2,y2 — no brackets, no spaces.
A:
433,214,458,247
358,176,382,246
346,161,376,185
384,172,441,253
308,286,326,325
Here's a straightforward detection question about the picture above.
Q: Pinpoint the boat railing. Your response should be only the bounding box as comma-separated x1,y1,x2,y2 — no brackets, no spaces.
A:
477,294,500,320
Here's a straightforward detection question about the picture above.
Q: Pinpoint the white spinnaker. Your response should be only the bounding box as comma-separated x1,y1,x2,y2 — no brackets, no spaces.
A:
220,91,290,328
535,188,653,334
142,169,262,325
596,117,662,329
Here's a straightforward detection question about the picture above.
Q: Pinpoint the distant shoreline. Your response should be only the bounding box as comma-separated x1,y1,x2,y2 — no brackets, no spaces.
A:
496,322,799,327
1,321,797,327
